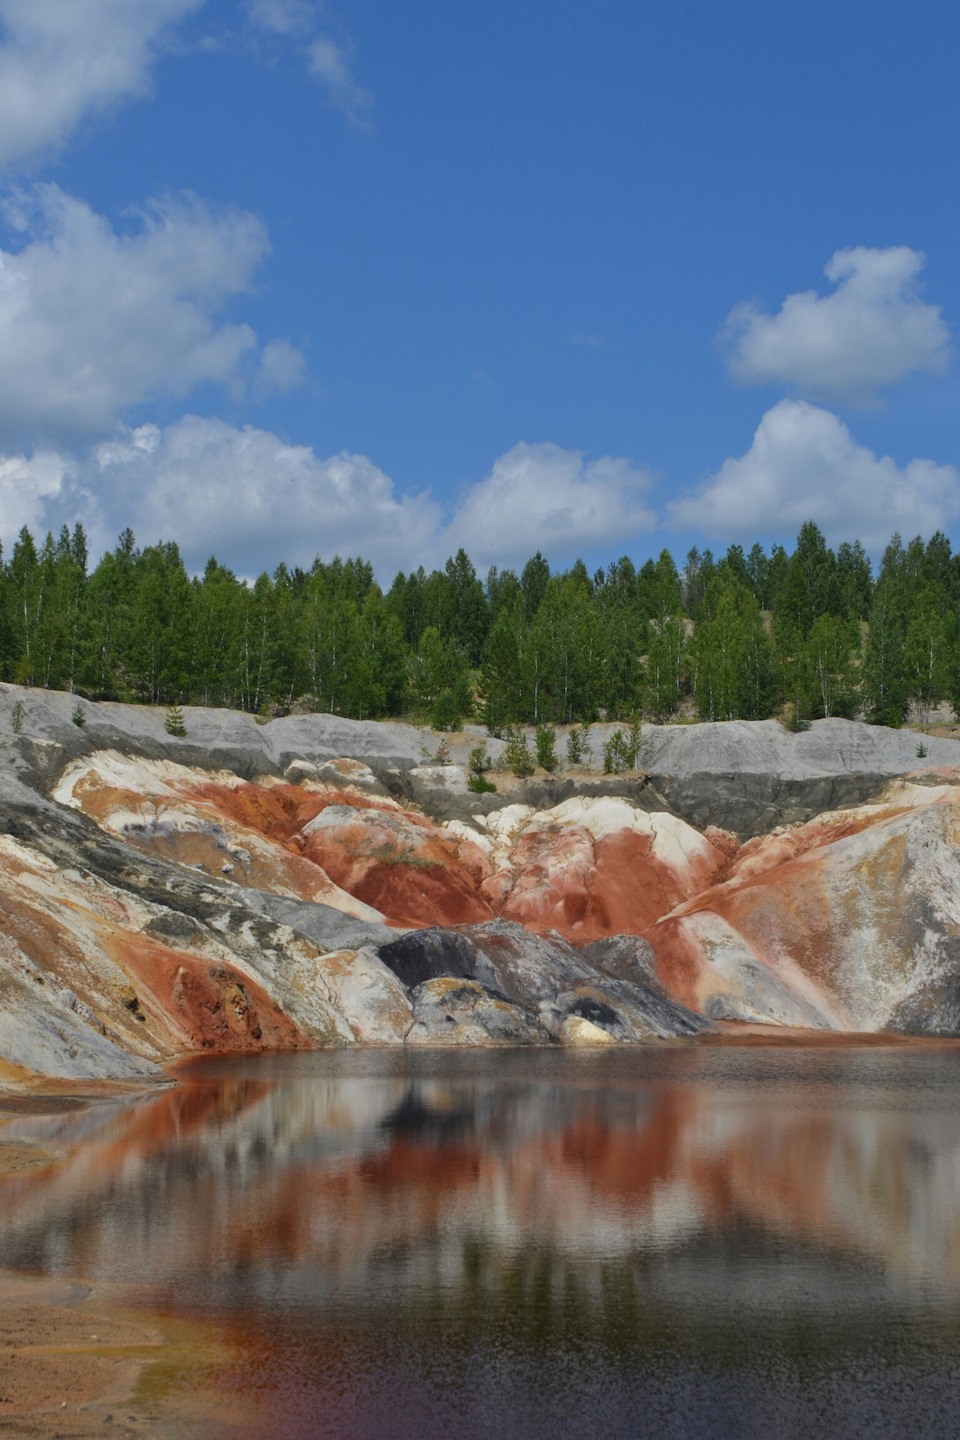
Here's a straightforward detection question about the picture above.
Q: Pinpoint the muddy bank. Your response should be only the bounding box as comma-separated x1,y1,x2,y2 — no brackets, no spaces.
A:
0,1271,234,1439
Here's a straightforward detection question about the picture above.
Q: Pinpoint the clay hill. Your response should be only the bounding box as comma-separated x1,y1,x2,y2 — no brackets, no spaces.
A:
2,681,960,1083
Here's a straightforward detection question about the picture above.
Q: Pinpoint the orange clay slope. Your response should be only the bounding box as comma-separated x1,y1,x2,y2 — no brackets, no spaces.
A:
53,756,732,938
643,772,960,1033
2,692,960,1079
48,749,960,1039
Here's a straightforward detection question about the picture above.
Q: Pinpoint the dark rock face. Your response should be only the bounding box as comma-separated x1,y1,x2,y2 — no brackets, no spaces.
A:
550,980,705,1041
378,920,594,1006
237,892,398,953
580,935,660,987
408,978,547,1046
650,772,892,839
395,769,677,825
379,921,706,1041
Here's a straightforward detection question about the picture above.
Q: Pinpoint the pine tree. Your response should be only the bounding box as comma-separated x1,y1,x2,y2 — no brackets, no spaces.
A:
535,724,558,772
481,604,524,733
520,551,550,620
864,537,909,726
504,727,535,777
165,703,187,737
566,722,591,767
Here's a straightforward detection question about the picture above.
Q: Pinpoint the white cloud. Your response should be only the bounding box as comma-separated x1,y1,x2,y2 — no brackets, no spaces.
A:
307,36,372,129
246,1,372,129
88,415,442,575
668,399,960,550
0,448,71,545
0,0,205,171
255,338,305,398
0,427,658,578
246,0,314,35
0,184,273,445
443,442,657,566
722,247,950,404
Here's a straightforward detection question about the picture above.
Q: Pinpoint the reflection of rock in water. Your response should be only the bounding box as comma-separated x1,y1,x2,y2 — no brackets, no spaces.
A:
0,1052,960,1323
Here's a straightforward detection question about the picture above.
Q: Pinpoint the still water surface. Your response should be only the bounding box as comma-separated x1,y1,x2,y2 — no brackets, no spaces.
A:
2,1045,960,1438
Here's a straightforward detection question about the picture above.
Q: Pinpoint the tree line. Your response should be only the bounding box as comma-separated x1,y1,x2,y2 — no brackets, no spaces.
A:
0,520,956,731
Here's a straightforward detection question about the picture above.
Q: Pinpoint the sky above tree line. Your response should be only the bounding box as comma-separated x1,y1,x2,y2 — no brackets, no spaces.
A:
0,0,959,580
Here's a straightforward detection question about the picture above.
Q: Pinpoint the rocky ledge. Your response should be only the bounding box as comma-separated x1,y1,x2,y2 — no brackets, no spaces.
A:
2,682,960,1081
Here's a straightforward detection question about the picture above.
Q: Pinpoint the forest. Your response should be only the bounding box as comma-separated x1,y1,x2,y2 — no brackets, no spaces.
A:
0,520,956,732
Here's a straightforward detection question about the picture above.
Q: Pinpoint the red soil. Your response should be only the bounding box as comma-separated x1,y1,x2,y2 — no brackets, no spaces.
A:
102,934,309,1053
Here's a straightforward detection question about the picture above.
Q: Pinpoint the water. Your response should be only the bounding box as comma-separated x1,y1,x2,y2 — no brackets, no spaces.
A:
2,1044,960,1438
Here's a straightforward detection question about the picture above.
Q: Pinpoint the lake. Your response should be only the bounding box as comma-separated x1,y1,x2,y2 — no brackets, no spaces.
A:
2,1044,960,1438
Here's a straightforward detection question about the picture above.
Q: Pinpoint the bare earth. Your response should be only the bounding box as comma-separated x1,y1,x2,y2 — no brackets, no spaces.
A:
0,1273,169,1438
0,1270,242,1439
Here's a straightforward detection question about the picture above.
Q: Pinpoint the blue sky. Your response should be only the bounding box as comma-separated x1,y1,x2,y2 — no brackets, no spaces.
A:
1,0,959,578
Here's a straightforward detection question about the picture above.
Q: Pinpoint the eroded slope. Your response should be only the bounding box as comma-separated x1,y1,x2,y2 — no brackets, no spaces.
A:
3,684,960,1079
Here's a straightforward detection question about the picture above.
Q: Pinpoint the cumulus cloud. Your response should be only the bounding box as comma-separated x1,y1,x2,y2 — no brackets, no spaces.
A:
0,184,277,445
443,442,657,566
722,247,951,404
668,399,960,550
0,448,71,545
86,415,442,575
0,427,658,579
0,0,204,171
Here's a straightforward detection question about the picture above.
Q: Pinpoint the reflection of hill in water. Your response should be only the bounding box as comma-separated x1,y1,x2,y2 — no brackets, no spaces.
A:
2,1050,960,1328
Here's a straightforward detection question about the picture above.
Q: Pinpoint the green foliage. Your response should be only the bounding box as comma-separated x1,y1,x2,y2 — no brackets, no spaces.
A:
481,604,524,734
71,703,86,727
805,614,861,719
433,737,452,765
693,587,776,721
786,703,811,733
468,745,492,777
917,740,928,758
521,551,550,620
905,589,953,728
646,615,687,719
863,537,909,726
535,724,558,772
1,520,958,734
10,700,24,733
603,731,631,773
431,687,463,731
626,716,642,765
566,722,591,767
467,772,497,793
165,703,187,737
504,727,535,777
602,716,641,773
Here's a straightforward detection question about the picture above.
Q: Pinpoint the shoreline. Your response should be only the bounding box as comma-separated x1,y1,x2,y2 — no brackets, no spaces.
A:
3,1021,959,1119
